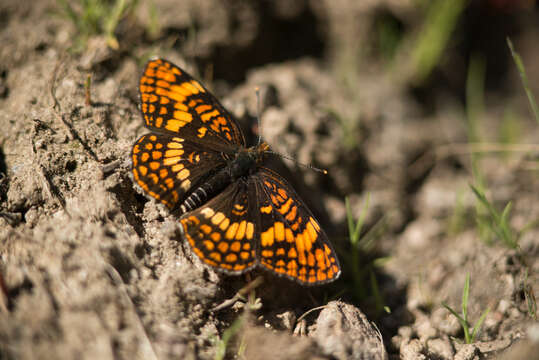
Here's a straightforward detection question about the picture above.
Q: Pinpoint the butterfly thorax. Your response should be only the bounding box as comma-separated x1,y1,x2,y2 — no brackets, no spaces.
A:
178,142,269,215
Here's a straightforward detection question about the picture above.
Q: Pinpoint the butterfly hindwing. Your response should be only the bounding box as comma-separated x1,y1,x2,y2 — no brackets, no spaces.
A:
179,180,258,273
139,58,245,148
254,168,341,285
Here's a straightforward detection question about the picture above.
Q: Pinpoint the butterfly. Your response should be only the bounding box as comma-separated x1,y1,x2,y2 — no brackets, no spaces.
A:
131,58,341,285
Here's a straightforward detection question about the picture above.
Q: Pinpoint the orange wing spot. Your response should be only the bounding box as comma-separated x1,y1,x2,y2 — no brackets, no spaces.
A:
170,84,191,96
276,260,285,267
240,251,250,260
210,252,222,262
243,242,251,250
200,109,220,122
140,153,150,162
132,168,139,179
177,168,190,180
260,205,272,214
306,222,318,243
155,143,163,149
173,111,193,122
138,165,148,176
274,222,285,242
203,240,214,250
261,250,274,258
171,163,184,172
200,224,212,234
317,271,327,282
302,230,313,251
234,264,246,271
171,190,179,201
182,81,199,95
173,102,188,111
168,91,186,102
145,143,153,150
307,253,315,267
315,249,327,270
167,141,183,149
276,248,285,256
278,198,293,215
190,80,206,93
163,156,181,166
230,241,241,252
152,151,162,160
219,218,230,231
195,104,212,114
155,117,163,128
225,133,232,141
246,222,254,239
235,220,247,240
149,161,160,171
218,242,229,253
226,254,238,263
181,179,191,190
287,260,298,270
225,222,239,240
216,116,227,125
298,251,306,266
211,212,225,225
310,217,320,231
286,206,297,221
148,104,156,113
165,149,184,158
159,107,167,115
200,207,215,218
288,247,298,258
165,178,174,189
149,94,158,102
270,195,279,205
160,97,170,104
155,79,170,89
261,227,274,247
149,173,159,184
278,188,287,198
210,232,221,242
296,233,305,252
165,119,188,132
197,127,208,138
285,228,294,243
159,168,168,178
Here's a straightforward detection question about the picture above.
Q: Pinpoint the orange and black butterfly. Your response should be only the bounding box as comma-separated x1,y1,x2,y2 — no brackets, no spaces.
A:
131,59,341,285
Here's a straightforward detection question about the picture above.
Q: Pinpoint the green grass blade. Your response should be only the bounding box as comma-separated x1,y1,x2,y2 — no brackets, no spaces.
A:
470,308,490,342
507,38,539,125
462,273,470,321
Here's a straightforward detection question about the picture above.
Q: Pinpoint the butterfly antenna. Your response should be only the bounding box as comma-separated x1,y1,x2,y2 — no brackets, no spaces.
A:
255,87,262,146
254,87,327,175
265,150,328,175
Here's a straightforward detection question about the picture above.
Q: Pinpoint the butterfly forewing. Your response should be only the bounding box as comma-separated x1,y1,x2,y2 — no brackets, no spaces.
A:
131,133,226,210
139,58,245,148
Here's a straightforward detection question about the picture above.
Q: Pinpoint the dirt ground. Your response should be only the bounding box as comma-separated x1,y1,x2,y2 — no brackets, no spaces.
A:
1,1,538,359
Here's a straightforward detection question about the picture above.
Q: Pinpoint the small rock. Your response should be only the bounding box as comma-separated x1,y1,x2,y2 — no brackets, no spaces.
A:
311,301,387,360
426,337,454,360
454,343,478,360
401,339,427,360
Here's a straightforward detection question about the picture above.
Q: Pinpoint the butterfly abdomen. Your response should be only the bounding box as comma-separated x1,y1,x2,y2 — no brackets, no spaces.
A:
179,148,257,215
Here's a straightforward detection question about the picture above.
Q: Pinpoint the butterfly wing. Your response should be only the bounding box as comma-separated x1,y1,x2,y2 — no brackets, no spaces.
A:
139,58,245,148
179,180,258,273
131,133,227,210
253,168,341,285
